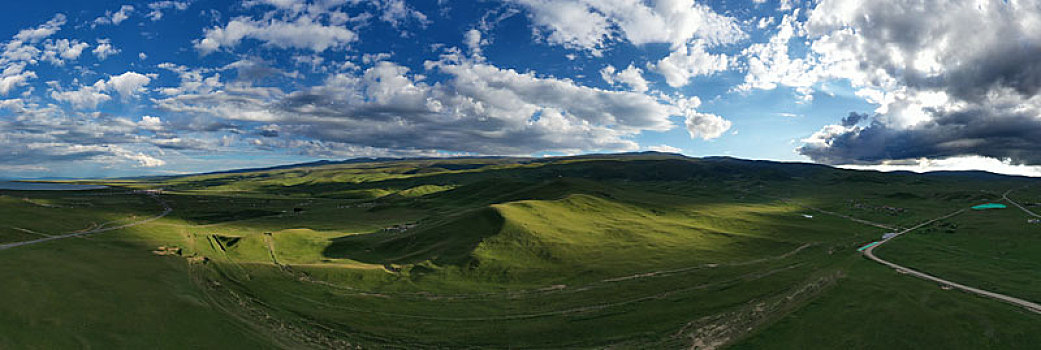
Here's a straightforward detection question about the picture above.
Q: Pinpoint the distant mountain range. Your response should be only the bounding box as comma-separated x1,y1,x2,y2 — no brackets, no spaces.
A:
8,152,1035,181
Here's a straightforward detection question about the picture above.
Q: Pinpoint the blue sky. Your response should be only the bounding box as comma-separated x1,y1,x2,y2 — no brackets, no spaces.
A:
3,0,1041,178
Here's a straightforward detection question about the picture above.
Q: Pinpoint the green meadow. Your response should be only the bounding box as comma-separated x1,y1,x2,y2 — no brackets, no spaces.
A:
1,153,1039,348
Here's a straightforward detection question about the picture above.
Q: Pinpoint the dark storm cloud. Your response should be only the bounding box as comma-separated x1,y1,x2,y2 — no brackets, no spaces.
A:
799,0,1041,165
800,106,1041,165
839,112,868,127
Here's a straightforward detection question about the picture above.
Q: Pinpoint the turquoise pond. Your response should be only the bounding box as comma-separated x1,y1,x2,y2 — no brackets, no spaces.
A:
971,203,1007,210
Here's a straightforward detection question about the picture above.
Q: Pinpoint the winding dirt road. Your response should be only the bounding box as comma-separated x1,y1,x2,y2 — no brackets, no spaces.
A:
793,195,1041,314
0,194,172,251
1003,189,1041,218
859,207,1041,314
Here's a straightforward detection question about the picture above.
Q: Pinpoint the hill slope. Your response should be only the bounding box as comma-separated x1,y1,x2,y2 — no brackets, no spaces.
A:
1,153,1039,349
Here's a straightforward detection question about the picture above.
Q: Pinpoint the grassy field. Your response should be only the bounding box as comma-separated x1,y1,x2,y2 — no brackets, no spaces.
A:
1,153,1040,348
876,200,1041,302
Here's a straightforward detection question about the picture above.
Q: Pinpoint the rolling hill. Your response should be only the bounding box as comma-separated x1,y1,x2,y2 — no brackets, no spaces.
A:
1,152,1039,349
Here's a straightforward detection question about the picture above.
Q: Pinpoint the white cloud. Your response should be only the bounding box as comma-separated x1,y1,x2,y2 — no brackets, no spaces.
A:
0,64,36,96
50,71,153,109
0,14,69,96
50,80,112,109
157,62,222,95
13,14,66,43
138,115,163,131
511,0,745,54
738,12,818,96
92,39,119,60
195,15,357,55
685,111,731,140
41,39,89,65
600,64,649,92
107,71,153,98
156,56,722,155
463,29,485,57
121,151,166,167
93,5,135,26
374,0,430,27
147,1,191,21
646,144,682,153
652,41,729,88
513,0,611,55
839,156,1041,178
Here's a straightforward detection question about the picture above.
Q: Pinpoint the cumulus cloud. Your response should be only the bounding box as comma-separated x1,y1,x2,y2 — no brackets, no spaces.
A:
93,5,135,26
0,64,36,96
646,144,682,153
50,71,153,109
0,101,184,168
738,12,818,99
510,0,744,55
374,0,430,27
41,39,90,65
12,14,65,43
651,41,729,88
839,155,1041,178
92,39,119,60
155,55,723,155
600,64,649,92
108,71,153,97
463,29,485,57
147,1,191,21
0,14,68,96
50,80,111,109
195,15,357,55
794,0,1041,166
685,112,731,140
138,116,164,131
157,62,223,96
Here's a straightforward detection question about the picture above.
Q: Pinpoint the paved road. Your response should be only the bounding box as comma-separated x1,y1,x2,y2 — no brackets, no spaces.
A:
0,195,172,251
1003,189,1041,218
862,208,1041,314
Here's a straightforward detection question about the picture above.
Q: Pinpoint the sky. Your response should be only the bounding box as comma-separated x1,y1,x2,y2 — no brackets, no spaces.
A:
3,0,1041,178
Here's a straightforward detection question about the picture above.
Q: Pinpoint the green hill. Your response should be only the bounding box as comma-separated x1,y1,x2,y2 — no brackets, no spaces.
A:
1,152,1039,349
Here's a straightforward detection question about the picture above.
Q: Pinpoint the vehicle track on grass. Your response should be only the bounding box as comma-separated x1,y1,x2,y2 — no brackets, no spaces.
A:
801,197,1041,314
0,194,172,251
780,199,900,230
275,263,807,322
287,242,817,300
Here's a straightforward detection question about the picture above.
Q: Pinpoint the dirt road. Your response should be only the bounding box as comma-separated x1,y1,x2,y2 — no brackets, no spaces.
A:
0,194,172,251
1003,189,1041,218
860,208,1041,314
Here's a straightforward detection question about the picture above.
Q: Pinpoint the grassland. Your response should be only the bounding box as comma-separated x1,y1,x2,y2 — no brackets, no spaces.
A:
1,153,1039,348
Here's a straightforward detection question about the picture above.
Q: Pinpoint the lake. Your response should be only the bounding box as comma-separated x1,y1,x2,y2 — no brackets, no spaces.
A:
0,181,108,191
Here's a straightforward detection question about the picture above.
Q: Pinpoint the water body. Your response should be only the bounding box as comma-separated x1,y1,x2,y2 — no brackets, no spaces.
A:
971,203,1007,210
0,181,108,191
